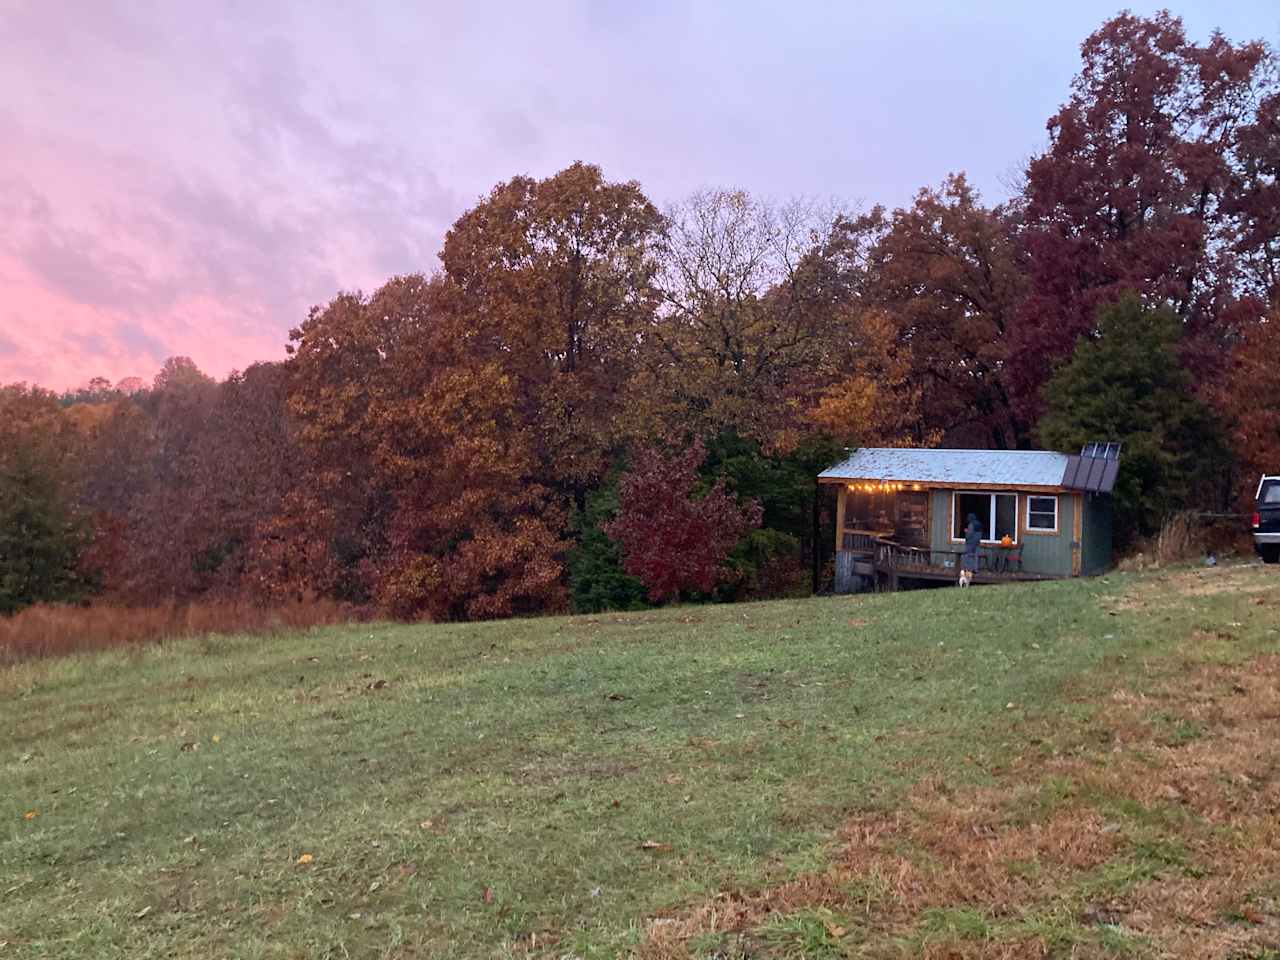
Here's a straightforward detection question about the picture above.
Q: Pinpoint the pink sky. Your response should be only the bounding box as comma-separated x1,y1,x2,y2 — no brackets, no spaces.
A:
3,0,1275,390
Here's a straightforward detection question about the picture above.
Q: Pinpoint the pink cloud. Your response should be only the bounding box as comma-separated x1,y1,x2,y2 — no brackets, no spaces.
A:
0,249,293,387
2,0,1270,389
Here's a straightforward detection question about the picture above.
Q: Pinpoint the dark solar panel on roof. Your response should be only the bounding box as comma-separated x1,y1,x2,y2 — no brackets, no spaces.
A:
1061,441,1122,493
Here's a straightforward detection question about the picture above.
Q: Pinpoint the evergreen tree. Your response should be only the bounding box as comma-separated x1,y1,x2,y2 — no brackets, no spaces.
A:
0,451,91,614
1037,295,1229,545
566,480,648,614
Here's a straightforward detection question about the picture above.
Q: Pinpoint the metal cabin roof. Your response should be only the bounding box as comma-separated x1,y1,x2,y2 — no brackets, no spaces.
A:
819,447,1120,493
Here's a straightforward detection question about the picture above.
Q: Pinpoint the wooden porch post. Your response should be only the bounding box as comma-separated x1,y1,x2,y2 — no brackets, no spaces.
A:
834,484,846,555
811,479,821,594
1072,493,1084,576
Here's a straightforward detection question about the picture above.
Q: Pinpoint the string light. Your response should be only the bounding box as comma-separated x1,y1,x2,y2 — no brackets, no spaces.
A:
845,481,912,493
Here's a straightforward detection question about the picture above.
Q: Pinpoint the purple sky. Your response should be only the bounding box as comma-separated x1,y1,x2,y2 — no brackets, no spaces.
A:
2,1,1277,389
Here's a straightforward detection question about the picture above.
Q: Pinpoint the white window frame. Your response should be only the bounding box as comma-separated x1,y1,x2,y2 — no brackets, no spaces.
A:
951,491,1018,545
1025,495,1059,533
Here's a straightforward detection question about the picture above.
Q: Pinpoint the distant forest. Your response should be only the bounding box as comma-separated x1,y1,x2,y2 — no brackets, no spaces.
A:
3,12,1278,619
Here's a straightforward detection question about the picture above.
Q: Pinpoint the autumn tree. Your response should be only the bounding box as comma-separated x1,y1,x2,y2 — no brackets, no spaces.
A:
76,395,155,595
1224,91,1280,307
117,357,219,598
1037,296,1229,544
58,356,225,602
854,175,1027,447
801,307,922,452
281,275,568,619
605,440,762,602
1215,313,1280,506
61,376,120,406
1013,12,1276,417
185,362,300,595
439,162,662,507
639,190,847,449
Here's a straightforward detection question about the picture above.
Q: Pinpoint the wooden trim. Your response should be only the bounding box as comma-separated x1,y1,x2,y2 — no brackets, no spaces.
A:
1071,493,1083,576
1022,493,1060,536
1016,493,1060,538
819,478,1066,493
834,487,846,555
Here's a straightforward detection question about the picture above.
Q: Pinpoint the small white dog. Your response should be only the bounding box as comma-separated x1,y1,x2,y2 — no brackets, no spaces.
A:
957,568,973,588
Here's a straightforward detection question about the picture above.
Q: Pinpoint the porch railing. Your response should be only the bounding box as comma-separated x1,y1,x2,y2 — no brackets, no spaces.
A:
842,526,1027,578
840,529,888,553
872,539,963,572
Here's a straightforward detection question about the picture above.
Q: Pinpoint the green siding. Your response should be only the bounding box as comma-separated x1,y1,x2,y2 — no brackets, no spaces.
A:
928,489,1075,577
1020,494,1074,577
1082,494,1113,574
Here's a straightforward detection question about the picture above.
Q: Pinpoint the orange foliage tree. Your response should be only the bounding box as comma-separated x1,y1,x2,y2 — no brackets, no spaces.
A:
279,275,568,619
439,162,663,507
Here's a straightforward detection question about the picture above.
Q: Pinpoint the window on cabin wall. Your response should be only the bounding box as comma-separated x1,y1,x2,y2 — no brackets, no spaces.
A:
1026,495,1059,532
952,492,1018,543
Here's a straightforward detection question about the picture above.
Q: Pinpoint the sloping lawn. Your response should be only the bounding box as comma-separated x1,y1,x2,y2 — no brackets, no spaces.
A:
3,565,1277,958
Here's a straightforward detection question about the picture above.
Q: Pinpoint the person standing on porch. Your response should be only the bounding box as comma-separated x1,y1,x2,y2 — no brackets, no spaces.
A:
962,513,983,572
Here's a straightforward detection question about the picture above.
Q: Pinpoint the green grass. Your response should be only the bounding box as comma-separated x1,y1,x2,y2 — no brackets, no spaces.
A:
756,908,850,958
3,565,1277,958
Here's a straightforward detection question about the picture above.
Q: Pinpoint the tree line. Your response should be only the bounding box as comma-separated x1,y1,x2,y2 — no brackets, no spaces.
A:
3,12,1278,618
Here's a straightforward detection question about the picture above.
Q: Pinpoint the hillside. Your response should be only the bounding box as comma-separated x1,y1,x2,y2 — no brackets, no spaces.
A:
3,565,1278,959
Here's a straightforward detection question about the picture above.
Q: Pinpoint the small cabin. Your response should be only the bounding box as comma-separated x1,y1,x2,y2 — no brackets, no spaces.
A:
818,445,1119,592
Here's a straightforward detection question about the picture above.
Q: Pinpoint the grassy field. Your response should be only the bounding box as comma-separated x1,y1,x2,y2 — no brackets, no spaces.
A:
3,565,1278,958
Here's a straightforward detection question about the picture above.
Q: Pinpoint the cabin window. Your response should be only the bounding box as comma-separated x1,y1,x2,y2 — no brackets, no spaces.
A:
952,492,1017,543
1026,495,1059,532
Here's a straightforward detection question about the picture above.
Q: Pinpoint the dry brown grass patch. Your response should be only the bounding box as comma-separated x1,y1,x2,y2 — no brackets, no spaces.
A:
634,650,1280,959
0,598,361,664
637,875,848,960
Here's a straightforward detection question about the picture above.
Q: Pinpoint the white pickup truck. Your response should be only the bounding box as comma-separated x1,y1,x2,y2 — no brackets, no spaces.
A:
1253,475,1280,564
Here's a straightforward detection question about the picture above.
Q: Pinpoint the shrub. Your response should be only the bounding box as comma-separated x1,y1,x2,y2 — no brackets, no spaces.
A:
605,440,762,603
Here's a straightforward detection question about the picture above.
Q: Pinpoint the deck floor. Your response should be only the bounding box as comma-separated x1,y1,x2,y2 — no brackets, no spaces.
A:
887,564,1053,585
838,548,1058,591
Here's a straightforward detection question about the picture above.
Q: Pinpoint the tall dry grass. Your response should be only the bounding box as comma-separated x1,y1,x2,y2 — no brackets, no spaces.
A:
0,599,361,666
1153,511,1200,565
1120,511,1253,571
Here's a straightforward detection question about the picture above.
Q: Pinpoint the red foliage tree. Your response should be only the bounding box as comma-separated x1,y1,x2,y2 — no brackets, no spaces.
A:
1224,91,1280,307
1011,12,1275,416
1215,313,1280,506
605,440,761,602
74,357,219,600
